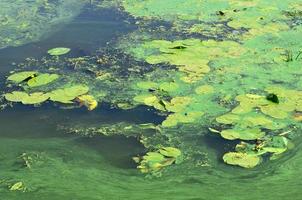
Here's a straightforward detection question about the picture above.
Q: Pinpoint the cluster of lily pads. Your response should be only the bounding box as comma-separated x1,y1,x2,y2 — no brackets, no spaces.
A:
214,87,302,168
4,70,97,110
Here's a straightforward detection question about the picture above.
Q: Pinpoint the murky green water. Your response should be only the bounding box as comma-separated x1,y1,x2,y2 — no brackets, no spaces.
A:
1,1,302,200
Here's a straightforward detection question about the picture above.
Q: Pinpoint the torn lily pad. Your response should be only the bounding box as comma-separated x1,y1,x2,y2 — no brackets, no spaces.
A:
7,71,37,83
47,47,71,56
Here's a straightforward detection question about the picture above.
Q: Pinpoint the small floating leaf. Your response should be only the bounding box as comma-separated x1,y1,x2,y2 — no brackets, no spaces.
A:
47,47,71,56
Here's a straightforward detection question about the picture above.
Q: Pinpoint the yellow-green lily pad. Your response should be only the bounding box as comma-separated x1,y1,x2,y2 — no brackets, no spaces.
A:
49,85,89,104
223,152,261,168
47,47,71,56
27,73,59,87
7,71,37,83
220,128,265,140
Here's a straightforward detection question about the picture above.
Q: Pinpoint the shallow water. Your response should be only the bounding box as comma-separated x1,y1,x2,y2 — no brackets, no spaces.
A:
1,2,302,200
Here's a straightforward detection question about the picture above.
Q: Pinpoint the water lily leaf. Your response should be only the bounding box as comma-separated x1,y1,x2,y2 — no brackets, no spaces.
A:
136,147,181,173
159,147,181,158
76,95,98,111
10,182,25,191
262,136,288,154
47,47,71,56
216,113,240,124
21,92,49,104
4,91,49,104
49,85,89,103
260,104,288,119
162,111,204,127
136,81,158,90
195,85,214,94
165,97,191,112
27,73,59,87
4,91,28,102
7,71,37,83
220,128,265,140
133,94,166,111
159,82,179,92
223,152,261,168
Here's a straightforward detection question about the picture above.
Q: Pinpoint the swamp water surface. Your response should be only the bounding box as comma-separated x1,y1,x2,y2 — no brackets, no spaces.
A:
0,1,302,200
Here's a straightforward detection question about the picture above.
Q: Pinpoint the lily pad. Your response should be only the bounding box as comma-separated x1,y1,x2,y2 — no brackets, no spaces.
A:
220,128,265,140
223,152,261,168
159,147,181,158
135,147,182,173
4,91,49,104
27,73,59,87
49,85,89,104
7,71,37,83
47,47,71,56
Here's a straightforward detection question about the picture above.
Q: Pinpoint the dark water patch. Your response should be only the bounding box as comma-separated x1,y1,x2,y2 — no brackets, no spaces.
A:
74,135,146,169
0,6,134,74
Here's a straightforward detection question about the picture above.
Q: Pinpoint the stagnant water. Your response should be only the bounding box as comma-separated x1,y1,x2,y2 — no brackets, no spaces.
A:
1,3,302,200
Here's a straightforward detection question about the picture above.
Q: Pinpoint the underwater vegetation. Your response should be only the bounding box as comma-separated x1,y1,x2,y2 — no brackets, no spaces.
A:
1,1,302,193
